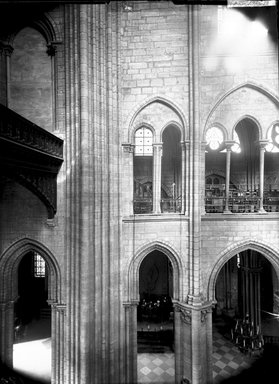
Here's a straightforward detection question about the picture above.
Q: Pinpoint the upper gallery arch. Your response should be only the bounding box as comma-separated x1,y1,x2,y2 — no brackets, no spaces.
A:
127,96,187,143
204,82,279,140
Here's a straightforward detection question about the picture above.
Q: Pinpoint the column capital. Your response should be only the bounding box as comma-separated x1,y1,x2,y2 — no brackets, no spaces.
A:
122,143,135,153
46,41,61,57
152,142,163,147
49,301,67,314
181,140,190,149
258,139,270,150
224,140,235,150
0,42,13,57
201,140,207,150
123,300,139,309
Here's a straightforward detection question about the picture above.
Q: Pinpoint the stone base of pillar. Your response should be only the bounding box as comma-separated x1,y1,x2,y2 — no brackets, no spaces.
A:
258,208,267,214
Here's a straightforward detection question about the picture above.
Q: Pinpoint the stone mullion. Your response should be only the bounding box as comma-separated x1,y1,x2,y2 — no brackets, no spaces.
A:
200,142,206,216
258,140,269,213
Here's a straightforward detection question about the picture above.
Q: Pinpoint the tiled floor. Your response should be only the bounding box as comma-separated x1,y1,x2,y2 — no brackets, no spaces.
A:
138,353,175,383
212,325,255,383
137,321,257,384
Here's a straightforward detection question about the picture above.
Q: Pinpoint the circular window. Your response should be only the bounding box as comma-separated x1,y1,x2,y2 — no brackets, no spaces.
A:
206,127,224,151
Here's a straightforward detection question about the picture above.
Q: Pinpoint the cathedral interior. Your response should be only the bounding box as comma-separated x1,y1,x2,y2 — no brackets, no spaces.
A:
0,1,278,384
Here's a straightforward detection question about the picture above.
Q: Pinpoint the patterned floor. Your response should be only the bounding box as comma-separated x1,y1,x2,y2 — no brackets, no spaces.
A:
212,325,255,383
138,353,175,383
137,322,257,383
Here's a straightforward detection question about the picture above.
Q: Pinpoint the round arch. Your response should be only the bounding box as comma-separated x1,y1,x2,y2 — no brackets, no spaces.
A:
207,239,279,302
128,241,183,302
127,96,188,143
0,237,61,304
6,13,62,47
232,115,262,140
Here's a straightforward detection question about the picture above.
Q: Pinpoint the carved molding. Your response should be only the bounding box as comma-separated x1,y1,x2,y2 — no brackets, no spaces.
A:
0,104,63,157
122,143,135,153
180,308,192,324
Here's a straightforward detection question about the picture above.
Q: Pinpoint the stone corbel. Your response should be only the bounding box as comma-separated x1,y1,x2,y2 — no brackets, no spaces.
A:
122,143,135,154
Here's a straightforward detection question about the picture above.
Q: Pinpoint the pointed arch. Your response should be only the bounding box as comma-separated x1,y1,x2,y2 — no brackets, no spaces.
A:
232,115,262,140
204,82,279,132
127,240,183,302
127,96,188,142
207,239,279,302
160,120,183,142
0,237,61,304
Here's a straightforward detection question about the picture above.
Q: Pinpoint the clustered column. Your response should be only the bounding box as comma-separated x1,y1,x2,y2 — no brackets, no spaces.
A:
239,251,262,330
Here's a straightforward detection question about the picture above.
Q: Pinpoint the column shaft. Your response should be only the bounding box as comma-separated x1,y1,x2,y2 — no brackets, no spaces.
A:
152,143,162,214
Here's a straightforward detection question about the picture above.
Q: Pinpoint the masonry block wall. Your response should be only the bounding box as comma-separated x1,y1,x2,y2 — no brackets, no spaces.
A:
0,2,278,384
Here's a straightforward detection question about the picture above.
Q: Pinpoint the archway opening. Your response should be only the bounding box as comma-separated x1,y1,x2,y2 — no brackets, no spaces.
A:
161,125,182,213
13,251,51,382
137,250,175,383
212,250,279,382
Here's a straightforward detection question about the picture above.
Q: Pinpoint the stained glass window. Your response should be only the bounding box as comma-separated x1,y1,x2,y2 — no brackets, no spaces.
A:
206,127,224,150
135,127,153,156
34,253,46,278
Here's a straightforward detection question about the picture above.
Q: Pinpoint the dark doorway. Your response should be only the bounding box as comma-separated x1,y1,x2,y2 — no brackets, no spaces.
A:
13,251,51,382
137,250,174,353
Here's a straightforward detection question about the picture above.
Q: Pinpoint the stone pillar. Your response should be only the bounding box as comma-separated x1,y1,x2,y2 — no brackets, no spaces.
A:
0,300,14,367
64,3,123,383
239,251,262,331
123,302,138,384
51,302,66,384
258,140,269,213
181,141,186,214
47,42,61,132
176,302,213,384
0,42,13,107
224,141,234,214
152,143,163,214
200,142,206,216
122,144,135,216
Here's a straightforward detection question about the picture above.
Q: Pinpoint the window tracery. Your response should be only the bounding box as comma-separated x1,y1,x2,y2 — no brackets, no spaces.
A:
205,126,224,151
134,127,153,156
266,123,279,153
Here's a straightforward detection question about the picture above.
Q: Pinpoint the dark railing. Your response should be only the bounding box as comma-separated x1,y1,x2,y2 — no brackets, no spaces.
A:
133,198,153,214
205,184,279,214
0,103,63,158
161,196,182,213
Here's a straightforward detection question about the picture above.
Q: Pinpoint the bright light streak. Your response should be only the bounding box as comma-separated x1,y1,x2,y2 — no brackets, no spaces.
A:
207,8,270,74
13,338,51,382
